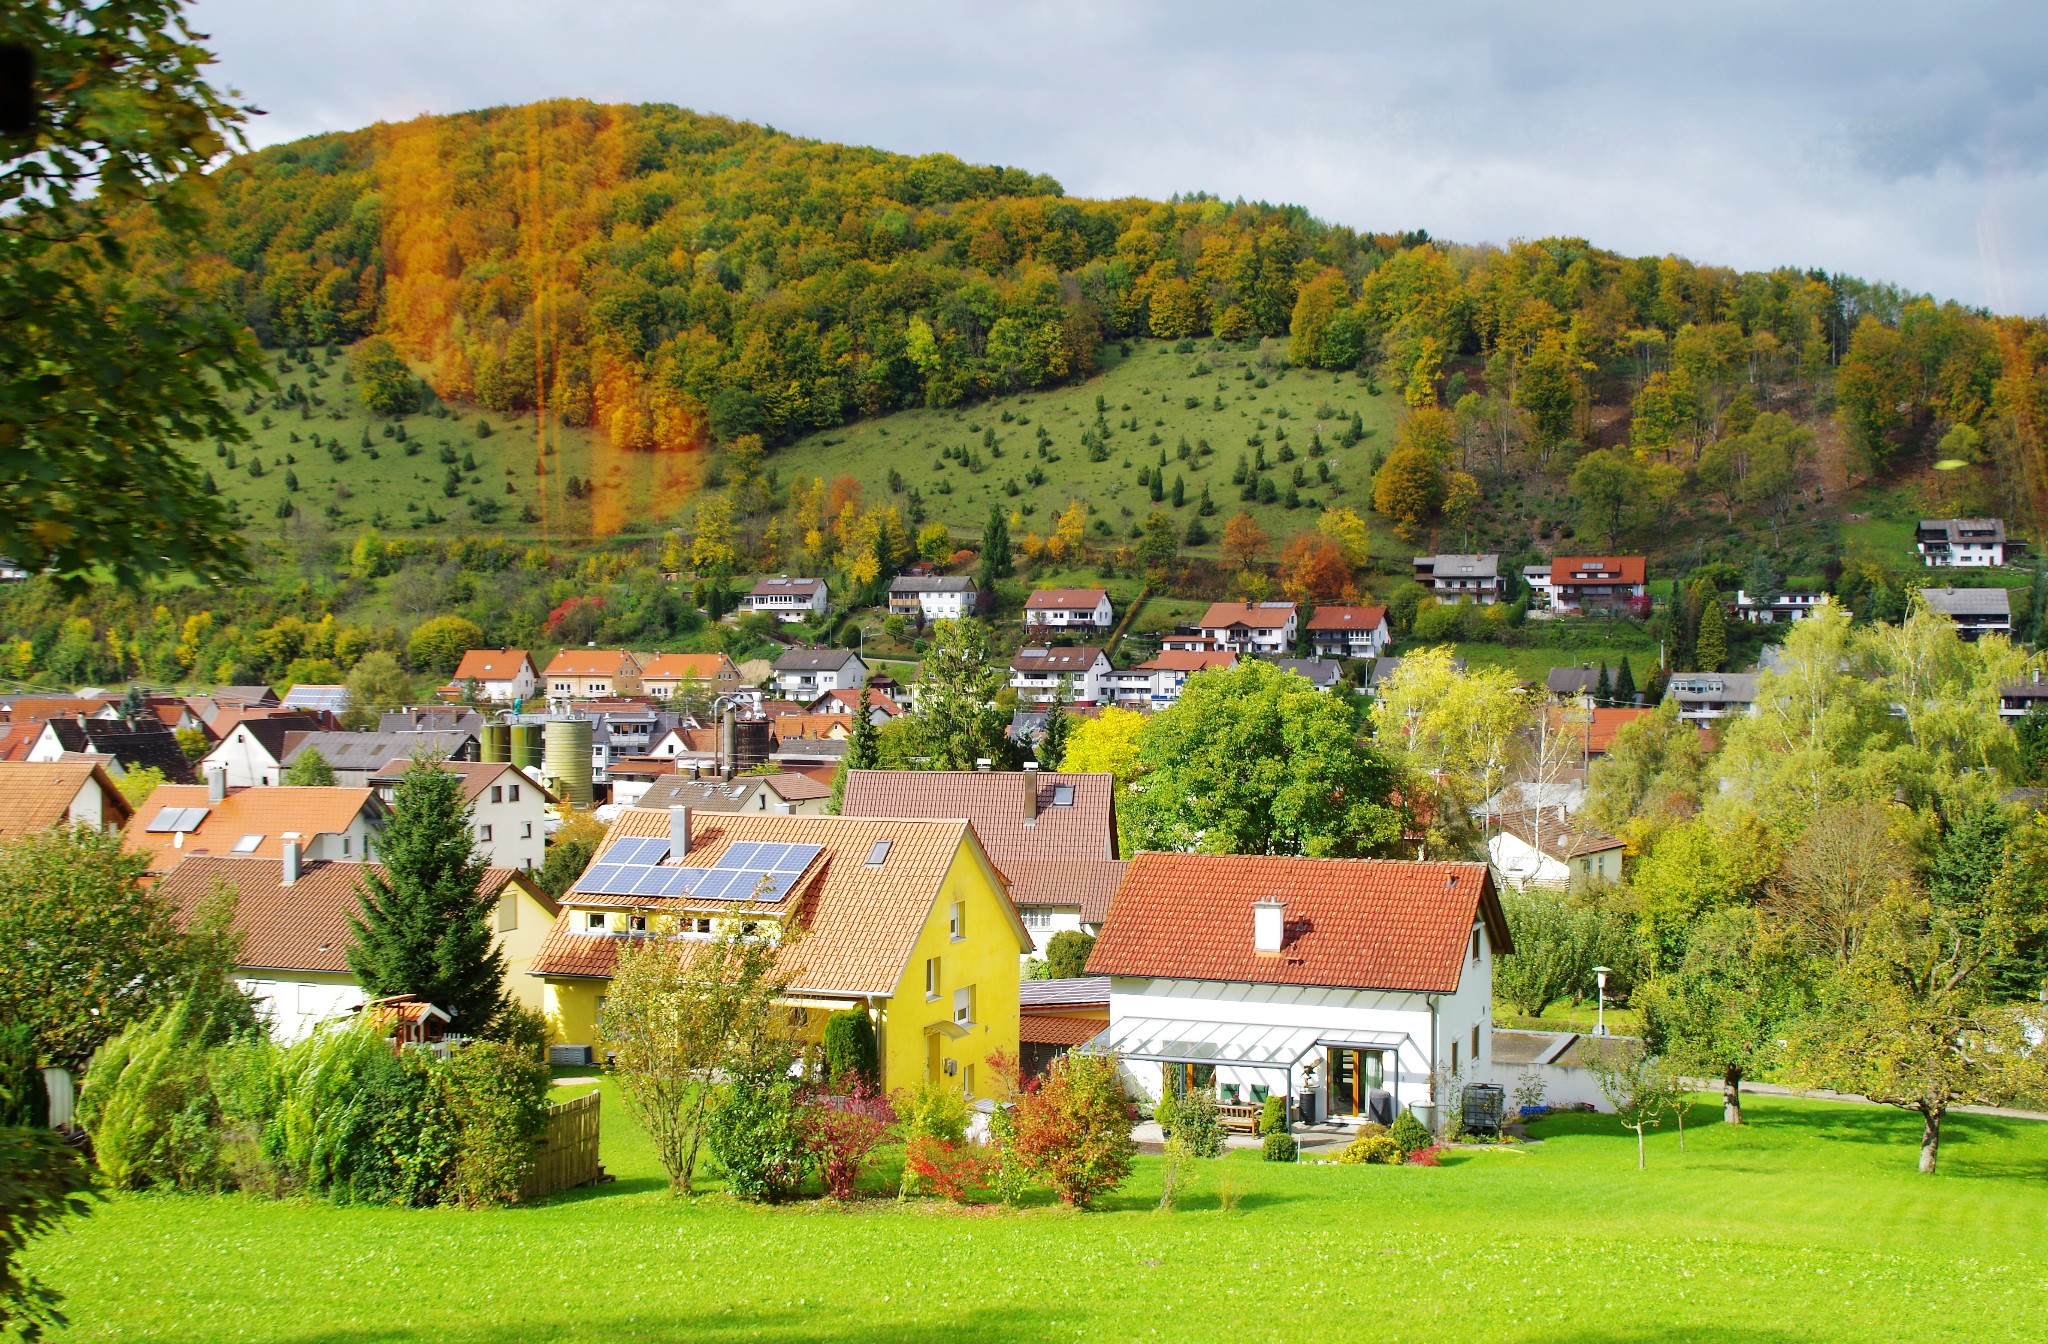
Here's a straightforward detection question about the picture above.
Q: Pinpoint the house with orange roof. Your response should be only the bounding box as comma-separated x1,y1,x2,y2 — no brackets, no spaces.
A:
1526,557,1648,613
1195,601,1299,655
1023,588,1114,630
0,759,133,840
439,649,540,703
805,685,903,723
1306,605,1391,660
529,806,1031,1092
154,854,557,1040
1107,649,1238,706
639,652,747,703
123,777,386,874
1087,852,1511,1132
542,649,643,699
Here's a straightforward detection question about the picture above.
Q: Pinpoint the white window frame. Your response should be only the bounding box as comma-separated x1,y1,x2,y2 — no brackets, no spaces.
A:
925,956,939,1001
949,900,964,941
953,985,974,1025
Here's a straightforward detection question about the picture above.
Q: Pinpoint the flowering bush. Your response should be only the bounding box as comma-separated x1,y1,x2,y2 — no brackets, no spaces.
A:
902,1135,989,1201
1012,1051,1136,1209
803,1084,896,1200
1337,1133,1402,1166
1406,1145,1444,1167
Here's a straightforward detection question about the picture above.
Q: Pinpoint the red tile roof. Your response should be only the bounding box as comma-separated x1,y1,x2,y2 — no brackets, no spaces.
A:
122,785,382,872
640,653,739,682
841,770,1117,867
450,649,535,683
1087,852,1509,993
1306,605,1389,632
0,760,131,839
1550,557,1647,585
543,649,639,677
998,858,1129,917
1197,601,1296,630
1019,1013,1108,1046
1488,810,1626,862
1580,707,1654,755
1025,589,1109,610
1136,650,1239,673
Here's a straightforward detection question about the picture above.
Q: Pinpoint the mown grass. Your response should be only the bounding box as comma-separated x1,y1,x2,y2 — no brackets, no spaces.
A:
28,1082,2048,1343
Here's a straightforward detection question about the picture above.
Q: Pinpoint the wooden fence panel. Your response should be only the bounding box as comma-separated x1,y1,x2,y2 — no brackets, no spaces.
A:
521,1089,603,1201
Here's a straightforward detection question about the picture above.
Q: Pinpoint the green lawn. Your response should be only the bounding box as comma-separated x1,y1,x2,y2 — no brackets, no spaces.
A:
27,1080,2048,1343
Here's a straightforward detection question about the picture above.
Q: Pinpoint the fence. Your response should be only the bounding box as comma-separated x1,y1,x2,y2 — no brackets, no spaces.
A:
520,1089,603,1201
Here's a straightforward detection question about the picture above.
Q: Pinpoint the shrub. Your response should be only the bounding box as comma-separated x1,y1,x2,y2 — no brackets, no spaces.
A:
1261,1132,1298,1162
821,1010,879,1090
1388,1110,1432,1157
1257,1095,1286,1137
804,1083,895,1200
78,999,223,1191
1152,1085,1178,1134
1407,1145,1444,1167
0,1126,94,1342
896,1079,971,1195
1012,1051,1135,1209
707,1077,808,1203
1337,1134,1402,1165
1169,1087,1224,1159
442,1041,551,1207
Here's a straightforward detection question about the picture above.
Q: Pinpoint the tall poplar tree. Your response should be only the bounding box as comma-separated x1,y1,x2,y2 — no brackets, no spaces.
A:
348,760,505,1031
1695,598,1729,673
979,506,1011,594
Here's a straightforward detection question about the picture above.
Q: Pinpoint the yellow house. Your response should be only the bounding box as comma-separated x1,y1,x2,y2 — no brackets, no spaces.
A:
530,806,1032,1099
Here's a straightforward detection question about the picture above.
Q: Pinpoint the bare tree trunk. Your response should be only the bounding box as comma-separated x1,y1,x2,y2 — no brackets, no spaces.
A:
1919,1104,1943,1175
1723,1065,1744,1125
1636,1123,1645,1170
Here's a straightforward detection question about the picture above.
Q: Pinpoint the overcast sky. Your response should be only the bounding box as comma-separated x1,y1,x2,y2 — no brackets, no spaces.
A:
190,0,2048,315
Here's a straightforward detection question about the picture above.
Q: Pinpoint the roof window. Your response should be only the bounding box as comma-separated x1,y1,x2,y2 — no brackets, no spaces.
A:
232,834,263,854
1051,785,1075,807
865,839,893,866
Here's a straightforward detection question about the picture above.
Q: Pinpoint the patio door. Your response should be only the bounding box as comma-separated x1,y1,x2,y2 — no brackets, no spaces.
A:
1163,1062,1215,1099
1326,1048,1386,1118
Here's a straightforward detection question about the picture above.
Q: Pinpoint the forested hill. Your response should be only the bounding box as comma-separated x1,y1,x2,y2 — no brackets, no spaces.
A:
170,98,2045,523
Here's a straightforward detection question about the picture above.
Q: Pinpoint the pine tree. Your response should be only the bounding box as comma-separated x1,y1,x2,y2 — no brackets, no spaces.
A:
1171,475,1186,508
1038,679,1072,771
347,760,505,1031
1593,662,1611,707
979,506,1011,593
831,674,883,813
1614,655,1637,706
1198,484,1217,516
1695,598,1729,673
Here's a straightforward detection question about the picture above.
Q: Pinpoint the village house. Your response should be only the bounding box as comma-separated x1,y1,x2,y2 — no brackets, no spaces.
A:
1108,649,1238,707
888,575,978,624
1305,605,1391,660
772,647,868,699
192,715,331,788
123,772,386,874
741,576,828,621
1667,672,1760,726
1195,601,1299,655
1023,588,1115,630
1917,518,2016,568
1267,657,1346,692
1733,589,1828,624
1486,809,1626,890
277,729,479,788
805,685,903,724
630,771,835,816
639,652,748,704
1413,554,1506,604
1528,557,1648,613
543,649,644,699
437,649,540,703
1009,646,1115,705
1086,853,1510,1130
0,759,133,840
26,715,195,783
841,769,1125,956
153,854,556,1040
368,759,552,872
529,807,1031,1096
1999,674,2048,720
1920,586,2012,641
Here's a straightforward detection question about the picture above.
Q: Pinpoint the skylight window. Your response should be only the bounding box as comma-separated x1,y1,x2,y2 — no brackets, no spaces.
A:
232,834,263,854
865,839,892,866
1051,785,1075,807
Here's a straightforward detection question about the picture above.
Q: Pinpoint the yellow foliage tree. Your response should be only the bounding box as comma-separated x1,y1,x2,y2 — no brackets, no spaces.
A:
1316,507,1371,568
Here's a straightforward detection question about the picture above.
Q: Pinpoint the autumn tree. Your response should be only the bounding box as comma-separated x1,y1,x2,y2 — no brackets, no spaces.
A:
1513,331,1581,469
1316,507,1371,568
1372,407,1452,540
1219,513,1269,570
1277,532,1353,604
1836,315,1914,476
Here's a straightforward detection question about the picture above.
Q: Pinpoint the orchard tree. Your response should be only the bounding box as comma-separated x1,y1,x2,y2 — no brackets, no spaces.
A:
1640,907,1809,1124
1219,513,1269,570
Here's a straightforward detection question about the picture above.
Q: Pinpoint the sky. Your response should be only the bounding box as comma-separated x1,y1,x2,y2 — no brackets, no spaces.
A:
190,0,2048,315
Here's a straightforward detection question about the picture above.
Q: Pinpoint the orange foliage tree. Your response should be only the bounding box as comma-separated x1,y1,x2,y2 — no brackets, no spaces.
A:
1219,513,1270,570
1278,533,1355,604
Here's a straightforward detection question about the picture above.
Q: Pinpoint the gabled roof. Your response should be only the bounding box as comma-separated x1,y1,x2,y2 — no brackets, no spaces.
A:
1087,853,1508,993
1667,672,1761,701
369,758,556,805
543,649,640,677
155,856,549,978
0,696,116,723
634,771,831,814
1020,975,1112,1011
841,769,1117,866
1011,646,1110,674
530,809,1028,994
1489,810,1626,863
1921,586,2012,617
377,709,485,735
1025,588,1109,610
212,686,281,708
1136,650,1239,673
1415,554,1500,579
450,649,536,683
1001,857,1130,918
808,686,903,717
1305,605,1388,633
1268,658,1343,688
42,718,196,783
1197,601,1296,630
0,759,131,839
210,714,328,761
640,653,739,681
1575,707,1654,754
1550,556,1647,585
280,685,350,714
122,784,383,871
773,647,864,673
1919,518,2007,543
747,576,825,597
889,575,976,594
1545,667,1599,695
282,730,475,773
772,713,851,740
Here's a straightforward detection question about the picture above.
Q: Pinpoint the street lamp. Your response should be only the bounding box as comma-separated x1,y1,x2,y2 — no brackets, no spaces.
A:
1593,966,1611,1037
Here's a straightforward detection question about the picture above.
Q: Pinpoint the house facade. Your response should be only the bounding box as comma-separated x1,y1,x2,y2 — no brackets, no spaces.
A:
1534,557,1648,613
1110,650,1238,706
1196,602,1298,654
1917,518,2012,567
742,576,828,621
528,808,1031,1096
279,729,478,788
640,652,748,704
1733,590,1827,624
1087,853,1509,1129
1024,589,1114,630
368,759,552,872
1305,605,1391,660
0,759,133,840
1920,586,2012,640
1486,810,1626,890
27,717,195,782
543,649,644,699
772,648,868,699
1667,672,1760,725
440,649,540,703
123,777,386,874
1009,646,1115,704
1413,554,1506,604
889,575,977,623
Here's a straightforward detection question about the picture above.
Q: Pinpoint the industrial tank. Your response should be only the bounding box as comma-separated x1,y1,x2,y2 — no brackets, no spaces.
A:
510,723,544,772
480,723,510,764
731,719,773,774
542,718,594,809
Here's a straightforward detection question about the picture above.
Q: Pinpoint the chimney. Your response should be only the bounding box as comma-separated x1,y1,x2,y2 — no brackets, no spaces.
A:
1253,899,1285,954
1024,770,1039,822
207,765,227,804
281,833,302,886
669,805,692,856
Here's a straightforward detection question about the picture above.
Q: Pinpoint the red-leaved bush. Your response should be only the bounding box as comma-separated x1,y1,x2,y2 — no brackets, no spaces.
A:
902,1135,989,1201
1010,1050,1136,1209
1625,594,1653,621
804,1085,896,1200
1407,1145,1444,1167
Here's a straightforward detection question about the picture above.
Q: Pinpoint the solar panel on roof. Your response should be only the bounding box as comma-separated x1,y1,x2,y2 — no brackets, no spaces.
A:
712,841,821,874
597,837,669,867
720,841,761,871
577,863,625,893
630,866,673,897
658,868,694,897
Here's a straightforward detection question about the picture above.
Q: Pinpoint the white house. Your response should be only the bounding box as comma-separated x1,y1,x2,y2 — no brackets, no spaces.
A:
1733,590,1827,624
1109,650,1236,706
368,759,553,872
1195,601,1298,655
122,772,387,875
1024,588,1115,630
1917,518,2013,568
889,575,977,623
771,648,868,699
1413,554,1506,604
0,759,133,840
1305,605,1390,660
1009,646,1115,704
1087,853,1510,1130
1486,810,1625,890
1667,672,1760,726
742,576,828,621
440,649,540,703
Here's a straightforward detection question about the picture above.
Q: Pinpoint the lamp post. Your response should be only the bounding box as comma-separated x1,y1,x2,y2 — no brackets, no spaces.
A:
1593,966,1611,1037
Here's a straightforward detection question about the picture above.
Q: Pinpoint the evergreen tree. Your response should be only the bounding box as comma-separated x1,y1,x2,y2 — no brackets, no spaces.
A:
1198,483,1216,516
1038,679,1072,771
1594,663,1612,708
1171,475,1186,508
282,747,335,786
979,506,1011,594
1695,598,1729,673
1614,655,1637,707
830,674,883,813
347,760,505,1031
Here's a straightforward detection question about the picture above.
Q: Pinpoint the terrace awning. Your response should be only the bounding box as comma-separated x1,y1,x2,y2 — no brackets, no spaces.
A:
1078,1017,1411,1074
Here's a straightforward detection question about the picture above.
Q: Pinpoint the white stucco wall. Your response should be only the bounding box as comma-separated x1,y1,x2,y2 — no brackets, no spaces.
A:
1018,905,1084,956
239,973,363,1042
